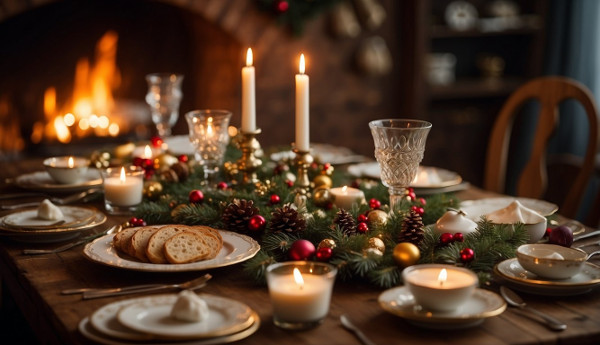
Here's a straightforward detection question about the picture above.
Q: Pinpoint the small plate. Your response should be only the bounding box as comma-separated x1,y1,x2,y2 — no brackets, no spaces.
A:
84,230,260,272
494,258,600,296
347,163,463,189
270,143,369,165
378,286,506,329
15,170,102,193
2,206,96,229
460,197,558,220
117,294,254,340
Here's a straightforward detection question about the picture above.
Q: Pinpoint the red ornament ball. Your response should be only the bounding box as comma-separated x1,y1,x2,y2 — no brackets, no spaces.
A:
316,247,333,261
248,215,266,232
460,248,475,263
285,180,294,187
548,225,573,247
357,214,368,223
217,182,228,190
275,0,289,13
418,197,427,205
150,136,163,148
289,240,316,260
178,154,188,163
357,222,369,233
440,232,454,245
453,233,464,242
269,194,281,205
189,190,204,204
369,198,381,209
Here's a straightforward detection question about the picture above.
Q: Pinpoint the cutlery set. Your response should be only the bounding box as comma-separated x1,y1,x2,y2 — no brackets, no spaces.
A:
1,188,101,210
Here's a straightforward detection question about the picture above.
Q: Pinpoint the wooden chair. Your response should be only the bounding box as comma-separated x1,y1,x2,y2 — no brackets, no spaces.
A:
484,76,600,220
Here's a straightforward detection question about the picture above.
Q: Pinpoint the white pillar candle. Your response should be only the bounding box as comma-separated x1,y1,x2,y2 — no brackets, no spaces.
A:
103,167,144,206
295,54,310,151
330,186,365,210
241,48,256,132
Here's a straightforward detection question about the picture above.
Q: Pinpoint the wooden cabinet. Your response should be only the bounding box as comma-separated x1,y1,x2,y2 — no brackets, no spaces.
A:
397,0,548,186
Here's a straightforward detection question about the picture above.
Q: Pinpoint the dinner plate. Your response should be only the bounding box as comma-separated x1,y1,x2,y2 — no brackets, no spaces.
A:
80,313,260,345
270,143,369,165
164,135,194,156
378,286,506,329
14,170,102,192
2,206,97,229
83,230,260,272
494,258,600,296
90,297,156,341
347,163,463,188
117,294,254,340
460,197,558,221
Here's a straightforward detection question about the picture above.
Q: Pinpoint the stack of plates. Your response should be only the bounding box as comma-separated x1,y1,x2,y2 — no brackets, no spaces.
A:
14,170,102,193
0,206,106,243
79,293,260,345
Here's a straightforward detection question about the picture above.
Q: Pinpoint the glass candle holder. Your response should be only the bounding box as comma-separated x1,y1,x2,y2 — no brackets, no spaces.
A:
43,156,90,184
145,73,184,137
100,166,144,215
185,109,232,182
266,261,337,330
369,119,431,213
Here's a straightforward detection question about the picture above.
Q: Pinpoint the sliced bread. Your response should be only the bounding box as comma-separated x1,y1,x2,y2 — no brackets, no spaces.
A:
183,226,222,260
112,227,138,257
164,232,212,264
130,226,160,262
146,225,188,264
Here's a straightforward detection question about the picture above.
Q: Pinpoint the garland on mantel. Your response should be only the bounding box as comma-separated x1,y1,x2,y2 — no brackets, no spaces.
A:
129,145,527,288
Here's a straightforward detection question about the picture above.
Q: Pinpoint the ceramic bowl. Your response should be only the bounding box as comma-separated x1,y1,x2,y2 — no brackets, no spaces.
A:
43,156,90,184
516,244,588,280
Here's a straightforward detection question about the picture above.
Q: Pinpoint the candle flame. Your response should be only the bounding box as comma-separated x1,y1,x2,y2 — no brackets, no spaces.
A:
341,186,348,194
144,145,152,159
246,48,253,67
293,268,304,290
119,166,126,183
207,117,214,136
299,54,306,74
438,268,447,287
68,157,74,168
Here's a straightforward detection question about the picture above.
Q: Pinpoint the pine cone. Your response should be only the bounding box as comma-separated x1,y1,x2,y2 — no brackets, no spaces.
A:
333,209,357,236
221,199,259,233
398,210,425,245
270,203,306,234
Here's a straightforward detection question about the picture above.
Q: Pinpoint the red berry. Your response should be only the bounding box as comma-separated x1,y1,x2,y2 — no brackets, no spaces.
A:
217,182,228,190
407,191,416,200
369,198,381,209
460,248,475,263
285,180,294,187
453,233,464,242
248,215,266,232
544,227,552,237
316,247,333,261
325,202,333,210
357,222,369,233
351,180,360,188
417,207,425,215
419,197,427,205
133,157,143,167
323,163,331,171
129,217,138,224
357,214,368,223
189,190,204,204
440,233,454,245
269,194,281,205
151,136,163,148
310,162,318,170
144,170,154,180
275,0,289,13
143,159,154,169
178,154,188,163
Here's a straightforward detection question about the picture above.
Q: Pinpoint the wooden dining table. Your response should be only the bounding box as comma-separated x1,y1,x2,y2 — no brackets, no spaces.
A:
0,157,599,345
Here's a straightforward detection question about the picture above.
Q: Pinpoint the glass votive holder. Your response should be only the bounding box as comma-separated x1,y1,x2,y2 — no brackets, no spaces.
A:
402,264,478,312
43,156,90,184
100,166,144,215
266,261,337,330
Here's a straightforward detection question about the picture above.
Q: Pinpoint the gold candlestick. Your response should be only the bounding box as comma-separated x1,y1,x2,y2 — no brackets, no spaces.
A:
237,129,263,184
293,148,313,197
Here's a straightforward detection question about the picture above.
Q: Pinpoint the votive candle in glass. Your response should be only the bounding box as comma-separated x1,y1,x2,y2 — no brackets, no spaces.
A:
101,166,144,215
330,186,365,210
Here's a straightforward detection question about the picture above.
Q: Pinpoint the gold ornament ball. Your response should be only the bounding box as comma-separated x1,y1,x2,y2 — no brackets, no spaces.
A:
143,181,163,200
313,174,333,189
363,247,384,258
392,242,420,267
368,209,388,227
313,188,333,207
367,237,385,252
154,153,179,171
318,238,336,250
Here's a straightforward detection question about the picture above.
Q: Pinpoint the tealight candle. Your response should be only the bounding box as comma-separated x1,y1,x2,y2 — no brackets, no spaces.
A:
132,144,156,159
43,156,90,184
402,264,478,311
330,186,365,210
266,261,337,330
101,166,144,215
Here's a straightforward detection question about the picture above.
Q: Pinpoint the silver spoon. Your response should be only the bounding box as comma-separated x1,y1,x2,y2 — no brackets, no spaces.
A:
340,314,377,345
500,286,567,331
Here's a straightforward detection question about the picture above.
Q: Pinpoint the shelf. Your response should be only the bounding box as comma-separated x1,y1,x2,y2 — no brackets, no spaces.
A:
430,15,542,39
428,77,525,100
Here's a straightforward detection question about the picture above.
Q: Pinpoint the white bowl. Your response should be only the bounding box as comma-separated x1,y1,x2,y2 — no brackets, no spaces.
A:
516,244,588,280
43,156,90,184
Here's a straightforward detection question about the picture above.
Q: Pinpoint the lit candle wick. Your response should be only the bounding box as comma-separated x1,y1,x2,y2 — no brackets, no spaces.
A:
68,157,74,168
119,166,126,184
299,54,306,74
293,268,304,291
246,48,253,67
341,186,348,195
438,268,447,287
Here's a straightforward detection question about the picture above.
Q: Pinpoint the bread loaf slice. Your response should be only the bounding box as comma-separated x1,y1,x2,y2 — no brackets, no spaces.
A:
130,227,160,262
146,225,188,264
184,226,222,260
112,227,138,257
164,232,212,264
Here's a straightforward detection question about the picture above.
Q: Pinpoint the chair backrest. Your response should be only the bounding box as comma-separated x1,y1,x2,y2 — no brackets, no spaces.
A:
484,76,599,219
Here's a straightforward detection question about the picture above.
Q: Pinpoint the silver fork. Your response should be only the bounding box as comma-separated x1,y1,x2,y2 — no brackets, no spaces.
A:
1,188,101,210
81,274,212,299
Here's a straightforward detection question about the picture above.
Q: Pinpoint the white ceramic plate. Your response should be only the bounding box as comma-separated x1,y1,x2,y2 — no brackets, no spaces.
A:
494,258,600,296
83,230,260,272
378,286,506,329
460,197,558,221
164,135,195,156
117,294,254,340
90,297,156,341
14,169,102,192
347,163,463,188
80,313,260,345
2,206,97,229
270,143,369,165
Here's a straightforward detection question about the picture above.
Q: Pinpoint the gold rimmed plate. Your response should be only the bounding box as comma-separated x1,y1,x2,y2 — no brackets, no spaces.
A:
378,286,506,329
460,197,558,220
347,163,463,189
14,170,102,193
494,258,600,296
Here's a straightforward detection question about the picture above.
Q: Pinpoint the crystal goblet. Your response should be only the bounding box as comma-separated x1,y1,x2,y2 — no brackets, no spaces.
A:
369,119,432,213
145,73,184,137
185,109,232,183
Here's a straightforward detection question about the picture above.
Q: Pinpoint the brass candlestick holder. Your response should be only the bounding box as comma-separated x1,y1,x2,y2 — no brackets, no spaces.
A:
293,148,313,198
236,129,263,184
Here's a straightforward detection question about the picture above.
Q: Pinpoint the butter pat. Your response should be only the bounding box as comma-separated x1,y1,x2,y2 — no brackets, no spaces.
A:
37,199,64,220
486,200,545,224
170,290,209,322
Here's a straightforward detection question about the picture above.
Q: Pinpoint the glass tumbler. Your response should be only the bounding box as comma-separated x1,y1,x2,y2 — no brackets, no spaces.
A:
145,73,184,137
369,119,432,213
185,109,232,182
